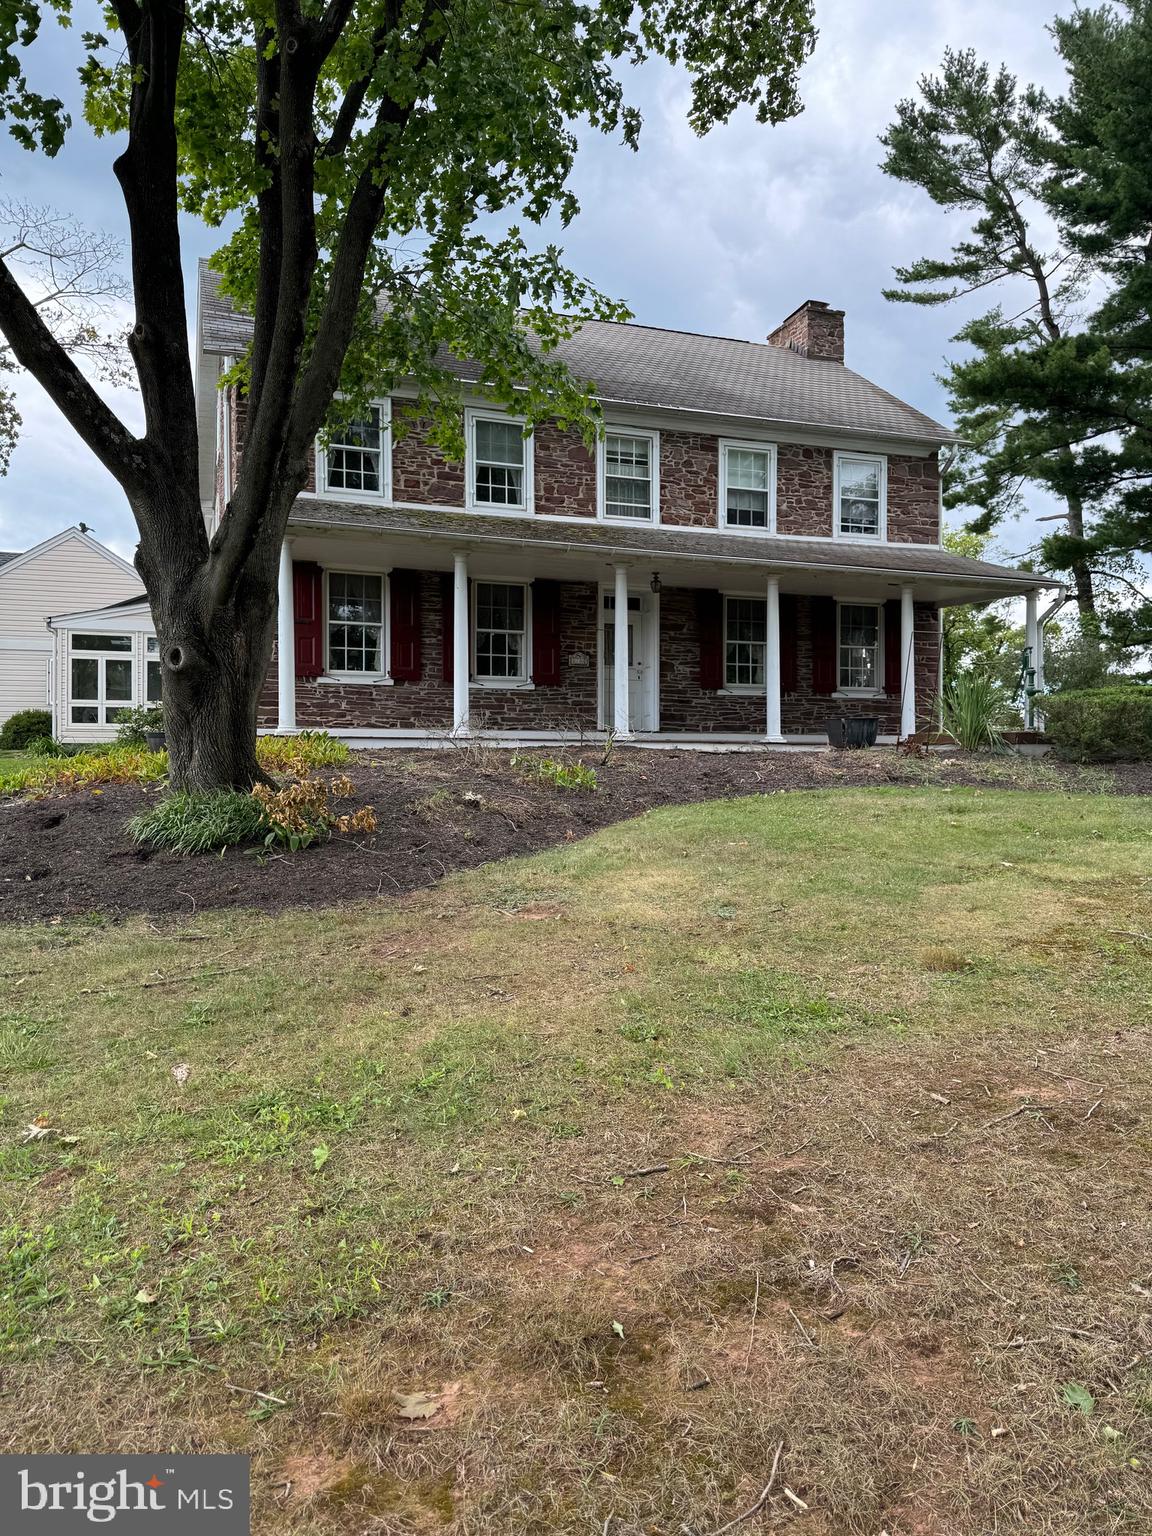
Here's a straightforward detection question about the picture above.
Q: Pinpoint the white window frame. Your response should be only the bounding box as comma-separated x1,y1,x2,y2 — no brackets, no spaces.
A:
598,426,660,524
471,578,533,688
833,451,887,542
323,568,391,683
722,593,768,691
67,633,137,726
835,600,885,695
316,398,392,501
719,439,777,534
145,635,163,704
465,409,533,514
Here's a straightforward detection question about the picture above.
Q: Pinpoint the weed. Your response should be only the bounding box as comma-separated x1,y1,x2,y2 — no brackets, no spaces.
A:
512,755,598,791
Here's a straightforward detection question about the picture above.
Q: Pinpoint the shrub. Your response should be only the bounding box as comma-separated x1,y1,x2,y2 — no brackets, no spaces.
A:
131,774,377,856
1042,687,1152,761
129,791,270,855
256,731,350,775
937,674,1010,752
0,709,52,750
114,704,164,745
511,754,598,791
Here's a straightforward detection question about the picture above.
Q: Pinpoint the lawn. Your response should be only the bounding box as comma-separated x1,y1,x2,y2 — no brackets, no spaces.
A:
1,787,1150,1534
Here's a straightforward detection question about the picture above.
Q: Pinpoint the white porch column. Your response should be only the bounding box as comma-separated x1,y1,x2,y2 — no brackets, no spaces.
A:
277,540,296,733
452,552,470,735
765,576,784,743
900,583,916,740
1024,589,1040,728
613,563,632,738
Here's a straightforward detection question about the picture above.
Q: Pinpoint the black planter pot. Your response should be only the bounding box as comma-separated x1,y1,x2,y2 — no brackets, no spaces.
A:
144,730,167,753
825,716,880,750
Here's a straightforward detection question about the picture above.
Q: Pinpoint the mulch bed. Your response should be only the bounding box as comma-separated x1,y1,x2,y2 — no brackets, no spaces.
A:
1,746,1149,922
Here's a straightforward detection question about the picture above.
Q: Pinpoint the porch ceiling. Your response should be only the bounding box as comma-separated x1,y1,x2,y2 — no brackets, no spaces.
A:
288,500,1057,606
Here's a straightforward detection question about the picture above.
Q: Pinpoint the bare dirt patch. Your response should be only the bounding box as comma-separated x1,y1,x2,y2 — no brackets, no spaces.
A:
0,746,1144,921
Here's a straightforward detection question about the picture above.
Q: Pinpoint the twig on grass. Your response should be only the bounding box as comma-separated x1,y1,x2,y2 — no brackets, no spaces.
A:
226,1382,287,1407
1082,1098,1103,1122
700,1441,785,1536
789,1307,817,1348
744,1271,761,1370
616,1164,670,1180
982,1102,1044,1130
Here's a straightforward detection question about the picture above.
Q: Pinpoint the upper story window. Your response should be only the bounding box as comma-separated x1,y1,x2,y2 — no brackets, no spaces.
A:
721,441,776,531
724,597,766,688
319,401,391,499
328,571,387,676
474,581,529,683
838,602,882,690
601,429,658,521
467,411,531,512
835,452,886,540
69,632,133,725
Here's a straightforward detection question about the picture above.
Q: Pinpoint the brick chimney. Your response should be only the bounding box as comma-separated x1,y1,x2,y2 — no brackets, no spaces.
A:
767,300,845,363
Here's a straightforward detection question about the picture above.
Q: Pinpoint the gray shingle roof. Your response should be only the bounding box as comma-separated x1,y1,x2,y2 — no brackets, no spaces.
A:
0,551,19,567
198,260,955,446
289,499,1049,592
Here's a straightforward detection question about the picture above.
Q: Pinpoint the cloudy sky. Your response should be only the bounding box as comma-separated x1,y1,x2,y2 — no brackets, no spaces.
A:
0,0,1075,564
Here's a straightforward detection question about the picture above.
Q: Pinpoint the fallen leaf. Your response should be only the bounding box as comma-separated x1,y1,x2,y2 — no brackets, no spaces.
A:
135,1288,158,1305
393,1391,443,1421
1062,1381,1095,1415
611,1320,625,1340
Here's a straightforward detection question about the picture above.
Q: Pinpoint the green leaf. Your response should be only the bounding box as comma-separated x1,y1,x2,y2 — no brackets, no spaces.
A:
1061,1381,1095,1415
311,1143,330,1173
610,1320,625,1340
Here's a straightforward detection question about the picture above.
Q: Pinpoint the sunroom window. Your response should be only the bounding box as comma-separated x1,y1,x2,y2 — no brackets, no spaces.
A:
722,444,774,529
474,581,527,682
146,636,162,702
328,572,385,674
472,417,527,509
837,455,885,539
604,433,655,520
324,407,384,495
725,598,766,687
838,603,881,690
69,633,133,724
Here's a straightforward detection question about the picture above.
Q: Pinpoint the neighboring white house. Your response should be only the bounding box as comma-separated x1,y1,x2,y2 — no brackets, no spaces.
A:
46,594,157,744
0,526,142,733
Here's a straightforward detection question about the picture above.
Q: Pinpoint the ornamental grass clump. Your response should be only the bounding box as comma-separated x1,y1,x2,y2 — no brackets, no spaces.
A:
255,731,351,775
937,674,1010,753
0,745,168,796
131,773,377,856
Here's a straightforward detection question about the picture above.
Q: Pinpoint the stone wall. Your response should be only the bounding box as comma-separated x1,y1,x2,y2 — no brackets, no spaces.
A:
887,454,940,543
260,573,940,737
775,444,834,536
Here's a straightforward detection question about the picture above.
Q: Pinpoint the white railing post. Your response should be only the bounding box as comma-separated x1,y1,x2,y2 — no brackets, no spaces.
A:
765,576,783,743
452,552,470,735
277,540,296,733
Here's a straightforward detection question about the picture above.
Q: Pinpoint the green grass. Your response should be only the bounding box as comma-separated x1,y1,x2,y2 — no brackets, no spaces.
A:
0,787,1150,1533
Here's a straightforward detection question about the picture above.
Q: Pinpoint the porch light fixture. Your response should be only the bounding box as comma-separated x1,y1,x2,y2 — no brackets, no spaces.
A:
650,571,662,594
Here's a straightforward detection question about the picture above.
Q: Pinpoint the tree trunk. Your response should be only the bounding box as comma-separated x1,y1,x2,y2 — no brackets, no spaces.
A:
1063,490,1097,622
136,487,282,794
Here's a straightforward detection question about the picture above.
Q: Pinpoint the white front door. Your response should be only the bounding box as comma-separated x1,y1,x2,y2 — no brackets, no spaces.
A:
601,590,657,732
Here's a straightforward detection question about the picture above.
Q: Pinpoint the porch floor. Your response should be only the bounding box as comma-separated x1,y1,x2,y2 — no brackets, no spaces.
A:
264,727,904,753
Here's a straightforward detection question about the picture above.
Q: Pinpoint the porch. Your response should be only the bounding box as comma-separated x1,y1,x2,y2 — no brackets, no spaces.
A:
269,503,1052,746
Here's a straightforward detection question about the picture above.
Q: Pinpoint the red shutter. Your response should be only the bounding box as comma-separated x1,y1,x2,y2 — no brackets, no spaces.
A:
531,580,563,686
292,561,323,679
440,572,454,683
779,593,798,693
697,589,724,690
810,596,837,695
389,569,422,682
884,600,902,695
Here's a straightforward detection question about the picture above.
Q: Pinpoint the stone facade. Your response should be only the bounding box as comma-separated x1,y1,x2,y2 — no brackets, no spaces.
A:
887,454,940,543
775,444,834,536
391,412,466,507
660,431,719,527
533,422,597,517
260,574,939,737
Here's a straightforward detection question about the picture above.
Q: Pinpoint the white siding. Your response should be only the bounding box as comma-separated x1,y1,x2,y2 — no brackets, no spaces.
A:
0,532,141,727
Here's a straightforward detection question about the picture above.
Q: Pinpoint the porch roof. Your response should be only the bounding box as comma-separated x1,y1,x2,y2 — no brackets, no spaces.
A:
288,499,1055,604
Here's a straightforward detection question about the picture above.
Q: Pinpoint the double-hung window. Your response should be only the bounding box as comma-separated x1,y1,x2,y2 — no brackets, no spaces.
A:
602,430,657,521
724,598,766,688
721,442,775,530
469,413,530,511
835,453,886,539
838,603,881,691
328,571,386,676
474,581,528,683
320,403,389,497
69,633,134,724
